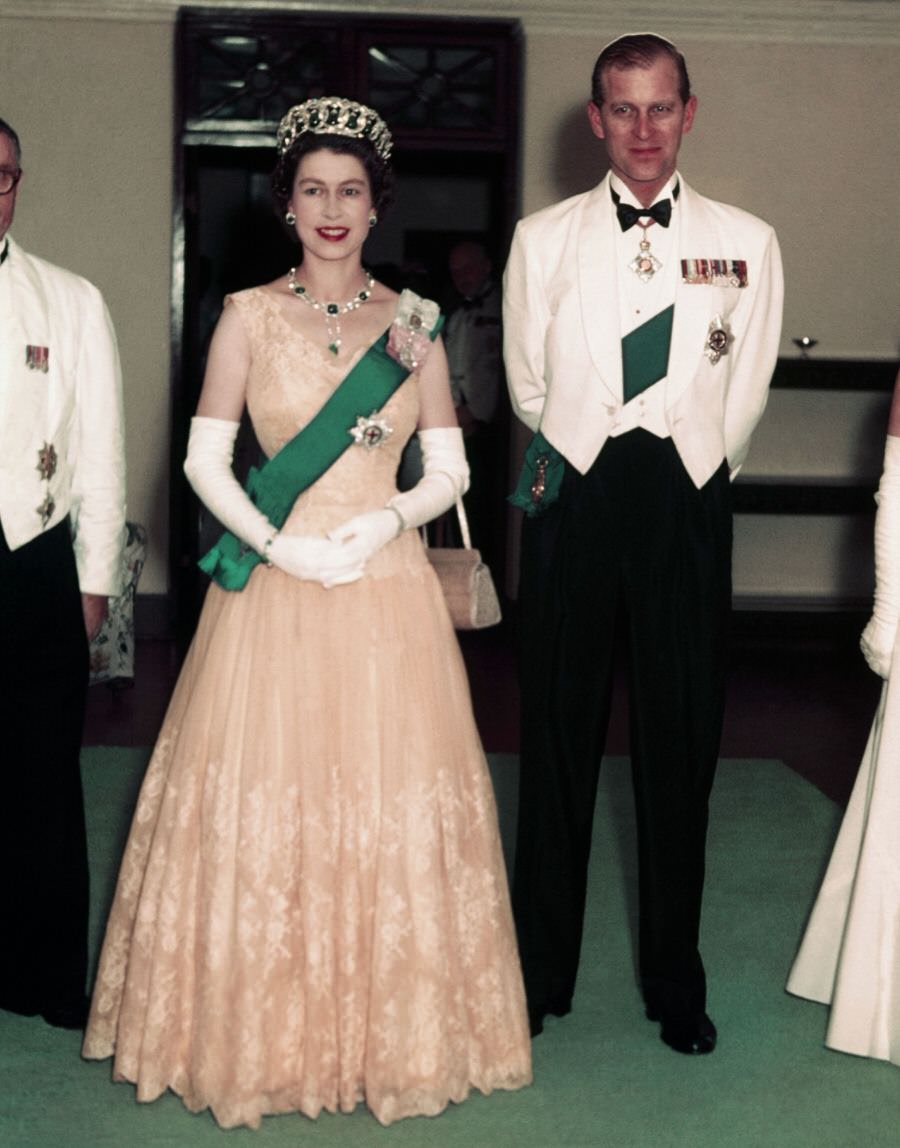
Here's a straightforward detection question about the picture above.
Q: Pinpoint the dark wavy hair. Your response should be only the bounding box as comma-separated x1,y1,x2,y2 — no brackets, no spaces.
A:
591,34,692,107
271,133,394,222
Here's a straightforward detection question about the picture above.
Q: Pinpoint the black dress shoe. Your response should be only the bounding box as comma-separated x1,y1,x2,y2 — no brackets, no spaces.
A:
528,999,571,1038
647,1007,717,1055
40,996,90,1030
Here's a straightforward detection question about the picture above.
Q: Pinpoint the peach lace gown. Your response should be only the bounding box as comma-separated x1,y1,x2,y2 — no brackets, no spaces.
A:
82,288,532,1128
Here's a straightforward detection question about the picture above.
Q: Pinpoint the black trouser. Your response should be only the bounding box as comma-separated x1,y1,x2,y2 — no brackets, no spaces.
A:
0,518,90,1014
513,430,732,1029
461,420,503,572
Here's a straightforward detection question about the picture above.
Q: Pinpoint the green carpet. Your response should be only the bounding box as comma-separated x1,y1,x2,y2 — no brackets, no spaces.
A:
1,750,898,1147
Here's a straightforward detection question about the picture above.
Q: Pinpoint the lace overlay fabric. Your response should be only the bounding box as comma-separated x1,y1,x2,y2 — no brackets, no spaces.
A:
83,287,531,1127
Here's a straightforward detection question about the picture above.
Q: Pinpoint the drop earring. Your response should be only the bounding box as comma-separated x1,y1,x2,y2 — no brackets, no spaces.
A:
285,210,296,225
368,213,377,228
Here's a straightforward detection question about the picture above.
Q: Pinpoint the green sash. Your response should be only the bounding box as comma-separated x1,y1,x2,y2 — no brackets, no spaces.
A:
511,306,675,517
622,303,674,402
200,318,441,591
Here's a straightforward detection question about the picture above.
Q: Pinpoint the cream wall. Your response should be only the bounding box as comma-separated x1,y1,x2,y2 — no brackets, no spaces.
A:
0,16,173,593
1,8,897,604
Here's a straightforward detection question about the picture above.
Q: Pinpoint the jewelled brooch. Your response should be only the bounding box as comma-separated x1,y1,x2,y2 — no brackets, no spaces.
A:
386,289,440,371
704,314,732,365
350,411,394,450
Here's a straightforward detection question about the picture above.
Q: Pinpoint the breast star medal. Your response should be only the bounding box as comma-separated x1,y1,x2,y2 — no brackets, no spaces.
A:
37,441,58,480
35,441,58,526
704,315,732,364
37,492,56,527
349,411,393,450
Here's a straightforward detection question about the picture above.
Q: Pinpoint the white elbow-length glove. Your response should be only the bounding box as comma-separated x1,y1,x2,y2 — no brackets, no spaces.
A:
184,416,362,587
860,434,900,678
327,427,470,566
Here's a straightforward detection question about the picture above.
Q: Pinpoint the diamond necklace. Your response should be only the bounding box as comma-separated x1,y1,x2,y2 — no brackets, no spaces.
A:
287,268,375,356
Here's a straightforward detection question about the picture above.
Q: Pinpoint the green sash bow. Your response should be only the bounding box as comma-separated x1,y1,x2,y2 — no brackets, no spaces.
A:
200,314,442,591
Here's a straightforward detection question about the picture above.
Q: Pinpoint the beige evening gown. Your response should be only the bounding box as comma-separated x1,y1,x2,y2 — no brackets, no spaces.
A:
82,288,532,1127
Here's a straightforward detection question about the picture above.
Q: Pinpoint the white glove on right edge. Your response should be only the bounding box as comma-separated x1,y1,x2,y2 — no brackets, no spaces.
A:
861,434,900,678
388,426,470,530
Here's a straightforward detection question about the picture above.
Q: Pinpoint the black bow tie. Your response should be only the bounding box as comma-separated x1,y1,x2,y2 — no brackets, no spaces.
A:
611,182,679,231
0,240,8,267
614,198,671,231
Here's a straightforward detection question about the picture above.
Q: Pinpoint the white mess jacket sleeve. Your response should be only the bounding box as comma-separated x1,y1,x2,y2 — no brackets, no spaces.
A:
68,285,127,596
503,219,550,433
722,225,784,478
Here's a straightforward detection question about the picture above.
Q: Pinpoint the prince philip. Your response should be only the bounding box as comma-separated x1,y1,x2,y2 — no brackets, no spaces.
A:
0,116,125,1028
504,34,783,1053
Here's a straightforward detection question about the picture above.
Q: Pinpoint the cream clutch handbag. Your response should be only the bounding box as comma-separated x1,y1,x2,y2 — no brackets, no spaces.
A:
423,498,502,630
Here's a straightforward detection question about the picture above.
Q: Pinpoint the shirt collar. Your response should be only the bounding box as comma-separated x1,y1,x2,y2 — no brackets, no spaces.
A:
609,171,680,211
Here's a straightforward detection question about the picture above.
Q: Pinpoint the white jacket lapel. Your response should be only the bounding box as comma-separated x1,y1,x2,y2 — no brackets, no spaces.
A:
577,177,622,403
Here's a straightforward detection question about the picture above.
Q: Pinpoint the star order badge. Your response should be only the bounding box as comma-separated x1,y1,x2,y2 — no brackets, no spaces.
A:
349,411,393,451
36,441,58,480
37,492,56,527
704,315,732,365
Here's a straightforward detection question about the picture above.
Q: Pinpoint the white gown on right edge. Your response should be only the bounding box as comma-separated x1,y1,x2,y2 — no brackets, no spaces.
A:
786,634,900,1067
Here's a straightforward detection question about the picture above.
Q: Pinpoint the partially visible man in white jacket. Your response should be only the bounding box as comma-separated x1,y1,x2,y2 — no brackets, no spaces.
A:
0,115,126,1029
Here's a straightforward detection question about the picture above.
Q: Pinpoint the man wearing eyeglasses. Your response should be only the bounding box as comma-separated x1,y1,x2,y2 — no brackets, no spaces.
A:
0,117,125,1030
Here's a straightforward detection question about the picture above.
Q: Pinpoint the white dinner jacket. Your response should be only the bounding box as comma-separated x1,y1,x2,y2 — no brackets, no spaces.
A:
503,173,784,488
0,237,126,594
